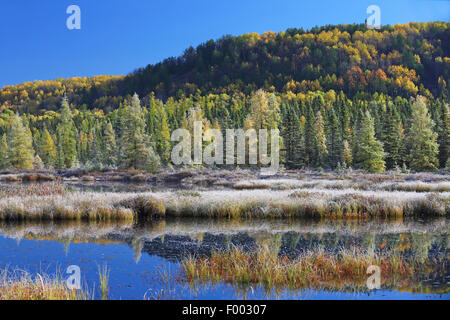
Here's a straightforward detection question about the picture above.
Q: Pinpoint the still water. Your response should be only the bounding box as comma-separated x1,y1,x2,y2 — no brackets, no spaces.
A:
0,218,448,300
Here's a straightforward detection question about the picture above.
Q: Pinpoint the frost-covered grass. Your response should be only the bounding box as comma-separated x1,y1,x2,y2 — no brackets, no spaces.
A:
0,182,66,197
232,178,450,192
162,189,449,218
0,192,165,222
0,187,448,221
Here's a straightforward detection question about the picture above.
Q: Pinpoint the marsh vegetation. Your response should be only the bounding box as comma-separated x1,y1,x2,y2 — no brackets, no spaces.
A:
0,170,448,299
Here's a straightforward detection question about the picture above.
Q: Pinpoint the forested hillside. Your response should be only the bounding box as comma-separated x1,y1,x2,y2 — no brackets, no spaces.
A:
0,22,448,172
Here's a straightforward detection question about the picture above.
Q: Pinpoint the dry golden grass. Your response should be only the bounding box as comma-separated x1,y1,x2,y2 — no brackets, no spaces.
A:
182,246,446,292
0,270,90,300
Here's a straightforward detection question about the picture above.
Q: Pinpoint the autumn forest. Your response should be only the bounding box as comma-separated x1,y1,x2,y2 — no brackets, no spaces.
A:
0,22,448,173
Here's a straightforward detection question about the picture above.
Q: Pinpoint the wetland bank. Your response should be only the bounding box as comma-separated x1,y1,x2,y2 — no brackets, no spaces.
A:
0,170,448,300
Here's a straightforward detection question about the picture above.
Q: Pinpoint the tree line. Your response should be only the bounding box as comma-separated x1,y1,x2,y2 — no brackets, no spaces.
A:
0,89,447,173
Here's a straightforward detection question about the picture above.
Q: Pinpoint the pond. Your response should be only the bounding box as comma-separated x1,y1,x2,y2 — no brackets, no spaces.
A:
0,217,448,300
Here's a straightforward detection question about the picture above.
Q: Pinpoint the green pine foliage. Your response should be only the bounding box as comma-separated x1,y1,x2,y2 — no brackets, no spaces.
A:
356,111,385,173
406,96,439,171
57,97,78,168
0,134,9,169
382,103,404,169
120,94,160,171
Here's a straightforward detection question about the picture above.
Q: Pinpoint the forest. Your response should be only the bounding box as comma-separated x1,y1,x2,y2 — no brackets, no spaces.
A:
0,22,448,173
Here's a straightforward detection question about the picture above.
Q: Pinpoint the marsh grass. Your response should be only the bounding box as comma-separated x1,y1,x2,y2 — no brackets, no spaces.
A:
0,187,448,221
0,182,66,197
0,193,163,222
98,265,109,300
182,246,446,293
164,189,449,218
0,269,90,300
232,178,450,192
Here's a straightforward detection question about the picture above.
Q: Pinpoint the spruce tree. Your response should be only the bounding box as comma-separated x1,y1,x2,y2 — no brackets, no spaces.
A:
120,93,160,171
0,133,9,169
103,121,117,167
342,139,353,168
406,96,439,171
57,97,78,168
314,110,328,167
328,109,342,168
356,111,385,173
39,128,56,168
282,103,304,168
304,105,316,166
7,114,34,170
382,103,404,169
150,103,171,164
436,101,449,168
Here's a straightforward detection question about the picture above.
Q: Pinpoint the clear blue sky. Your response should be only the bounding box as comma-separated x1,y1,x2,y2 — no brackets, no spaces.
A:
0,0,448,88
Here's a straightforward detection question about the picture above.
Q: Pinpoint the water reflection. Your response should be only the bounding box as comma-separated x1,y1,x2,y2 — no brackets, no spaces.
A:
0,218,448,299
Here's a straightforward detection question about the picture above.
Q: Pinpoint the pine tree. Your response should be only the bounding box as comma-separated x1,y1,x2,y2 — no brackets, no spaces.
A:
0,133,9,169
39,128,56,168
120,93,160,171
7,113,34,170
55,132,65,169
116,102,128,166
342,139,353,168
88,122,104,169
103,121,117,167
382,103,404,169
356,111,385,173
150,103,171,164
304,105,316,166
328,109,342,168
281,103,304,168
406,96,439,171
57,97,78,168
436,101,449,168
314,110,328,167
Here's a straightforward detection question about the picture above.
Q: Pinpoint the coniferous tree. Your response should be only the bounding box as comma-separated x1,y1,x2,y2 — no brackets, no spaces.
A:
282,103,304,168
88,124,102,169
314,110,328,167
57,97,78,168
151,104,171,164
120,93,160,171
356,111,385,173
39,128,56,168
436,101,449,168
342,139,353,168
304,105,316,166
7,113,34,170
405,96,439,171
55,132,65,169
382,103,404,169
103,121,117,167
0,133,9,169
328,109,342,168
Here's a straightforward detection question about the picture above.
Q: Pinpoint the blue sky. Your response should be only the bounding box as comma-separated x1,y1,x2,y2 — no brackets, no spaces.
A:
0,0,448,88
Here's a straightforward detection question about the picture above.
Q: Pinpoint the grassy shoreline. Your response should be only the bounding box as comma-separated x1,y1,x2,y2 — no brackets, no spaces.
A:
0,171,449,221
0,187,448,221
